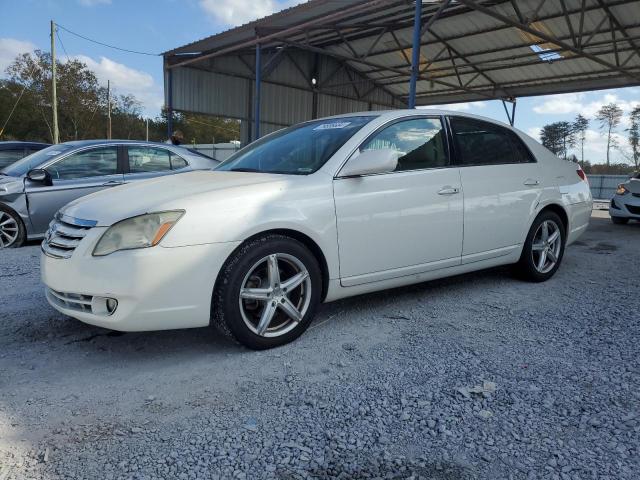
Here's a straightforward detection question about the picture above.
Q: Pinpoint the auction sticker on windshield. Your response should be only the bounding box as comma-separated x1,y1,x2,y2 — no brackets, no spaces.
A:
313,122,351,130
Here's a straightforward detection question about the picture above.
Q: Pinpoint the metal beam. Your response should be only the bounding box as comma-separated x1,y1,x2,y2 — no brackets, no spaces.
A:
254,43,261,141
597,0,640,67
456,0,640,83
408,0,423,109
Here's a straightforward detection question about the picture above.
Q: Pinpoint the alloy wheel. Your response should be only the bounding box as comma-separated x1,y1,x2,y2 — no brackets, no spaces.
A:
531,219,562,274
0,211,19,248
238,253,312,338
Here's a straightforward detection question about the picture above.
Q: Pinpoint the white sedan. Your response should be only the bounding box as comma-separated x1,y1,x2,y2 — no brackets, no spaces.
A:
41,110,592,349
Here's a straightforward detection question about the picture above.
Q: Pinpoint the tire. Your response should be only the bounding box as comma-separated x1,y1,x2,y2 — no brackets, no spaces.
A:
611,216,629,225
515,210,566,282
212,234,322,350
0,205,26,248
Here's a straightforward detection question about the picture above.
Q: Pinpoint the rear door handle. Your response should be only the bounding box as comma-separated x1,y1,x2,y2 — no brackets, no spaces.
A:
524,178,540,186
437,186,460,195
102,180,124,186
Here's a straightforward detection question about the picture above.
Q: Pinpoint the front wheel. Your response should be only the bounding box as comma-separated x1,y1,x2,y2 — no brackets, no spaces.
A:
212,234,322,350
0,205,26,248
515,211,566,282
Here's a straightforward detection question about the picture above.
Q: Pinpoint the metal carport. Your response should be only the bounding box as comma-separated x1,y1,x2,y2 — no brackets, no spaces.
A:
163,0,640,144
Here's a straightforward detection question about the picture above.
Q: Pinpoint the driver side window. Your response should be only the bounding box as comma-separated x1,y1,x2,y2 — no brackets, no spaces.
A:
47,147,118,180
361,118,448,172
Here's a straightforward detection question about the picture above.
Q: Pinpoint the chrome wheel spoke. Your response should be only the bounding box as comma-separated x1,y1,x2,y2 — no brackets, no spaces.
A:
240,288,272,301
547,249,558,263
281,270,309,292
548,229,560,244
532,242,545,251
537,250,548,271
256,301,278,335
267,254,281,288
278,297,302,322
541,221,549,241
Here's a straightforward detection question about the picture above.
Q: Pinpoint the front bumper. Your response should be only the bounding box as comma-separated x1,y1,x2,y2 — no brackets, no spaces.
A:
610,194,640,219
41,227,240,331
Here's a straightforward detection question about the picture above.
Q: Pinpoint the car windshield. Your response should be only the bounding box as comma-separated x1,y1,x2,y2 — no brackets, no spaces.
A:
1,144,74,177
216,116,375,175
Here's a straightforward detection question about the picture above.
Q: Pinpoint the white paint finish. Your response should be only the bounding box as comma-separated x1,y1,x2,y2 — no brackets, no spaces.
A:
41,109,593,333
41,228,240,331
334,168,463,284
459,163,541,258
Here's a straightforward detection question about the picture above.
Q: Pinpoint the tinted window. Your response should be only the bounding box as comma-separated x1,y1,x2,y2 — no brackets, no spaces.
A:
1,144,74,177
361,118,448,171
47,147,118,180
170,152,188,169
216,116,374,175
0,149,25,169
129,147,172,173
450,117,534,166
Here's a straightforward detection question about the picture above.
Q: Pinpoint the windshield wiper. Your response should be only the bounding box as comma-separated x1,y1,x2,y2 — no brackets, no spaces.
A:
229,167,263,173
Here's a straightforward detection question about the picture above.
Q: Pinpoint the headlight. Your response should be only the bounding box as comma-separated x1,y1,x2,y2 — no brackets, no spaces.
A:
616,184,629,195
93,211,184,256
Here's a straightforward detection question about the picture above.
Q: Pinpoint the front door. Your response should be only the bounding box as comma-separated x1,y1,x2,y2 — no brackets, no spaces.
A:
447,116,542,262
26,146,123,234
333,116,464,287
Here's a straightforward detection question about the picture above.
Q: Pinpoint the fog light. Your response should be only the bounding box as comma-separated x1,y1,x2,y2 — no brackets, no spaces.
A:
92,296,118,316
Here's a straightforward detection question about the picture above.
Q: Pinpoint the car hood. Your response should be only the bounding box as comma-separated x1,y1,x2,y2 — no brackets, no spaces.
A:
625,178,640,194
61,170,289,226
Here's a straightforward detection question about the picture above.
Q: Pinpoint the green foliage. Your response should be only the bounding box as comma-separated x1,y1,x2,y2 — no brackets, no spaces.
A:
628,106,640,169
540,121,575,160
596,103,623,167
0,50,239,144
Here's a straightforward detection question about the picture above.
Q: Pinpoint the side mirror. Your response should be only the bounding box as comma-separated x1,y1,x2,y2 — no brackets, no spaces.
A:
27,169,52,186
338,148,399,177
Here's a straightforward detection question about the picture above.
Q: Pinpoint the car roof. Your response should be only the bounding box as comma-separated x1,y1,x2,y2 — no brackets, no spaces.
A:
60,139,180,148
322,109,514,128
0,141,50,147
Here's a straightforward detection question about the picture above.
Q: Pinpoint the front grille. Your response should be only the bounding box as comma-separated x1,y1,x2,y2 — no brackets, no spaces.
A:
42,213,97,259
46,288,93,313
626,204,640,215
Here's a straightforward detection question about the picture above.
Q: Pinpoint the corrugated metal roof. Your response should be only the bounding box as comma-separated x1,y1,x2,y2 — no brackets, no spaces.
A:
165,0,640,140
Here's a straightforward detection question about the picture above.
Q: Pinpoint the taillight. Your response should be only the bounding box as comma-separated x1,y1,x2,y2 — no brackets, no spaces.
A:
577,168,588,184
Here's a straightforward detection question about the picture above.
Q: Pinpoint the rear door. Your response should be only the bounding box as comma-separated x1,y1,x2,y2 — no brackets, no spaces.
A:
123,146,189,183
333,116,464,286
25,145,124,233
448,116,542,262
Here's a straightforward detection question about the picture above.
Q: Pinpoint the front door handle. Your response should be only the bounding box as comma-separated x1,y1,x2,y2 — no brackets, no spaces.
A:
524,178,540,186
437,186,460,195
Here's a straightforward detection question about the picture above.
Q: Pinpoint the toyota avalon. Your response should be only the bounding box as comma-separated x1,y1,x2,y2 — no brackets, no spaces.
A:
41,111,592,349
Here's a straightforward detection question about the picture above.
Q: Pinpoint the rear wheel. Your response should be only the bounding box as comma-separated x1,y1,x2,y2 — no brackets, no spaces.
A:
212,234,322,350
515,211,565,282
611,216,629,225
0,205,25,248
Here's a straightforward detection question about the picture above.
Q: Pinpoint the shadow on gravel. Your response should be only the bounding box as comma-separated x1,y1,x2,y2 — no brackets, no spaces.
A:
280,459,471,480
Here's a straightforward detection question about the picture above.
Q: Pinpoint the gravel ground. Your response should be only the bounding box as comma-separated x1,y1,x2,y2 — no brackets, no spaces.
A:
0,215,638,480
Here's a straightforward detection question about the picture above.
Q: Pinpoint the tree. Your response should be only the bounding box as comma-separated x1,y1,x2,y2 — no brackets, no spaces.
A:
628,105,640,170
573,114,589,168
596,103,623,167
540,121,575,159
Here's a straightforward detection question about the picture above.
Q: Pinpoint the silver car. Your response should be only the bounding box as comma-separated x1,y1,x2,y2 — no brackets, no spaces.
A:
0,140,219,248
610,172,640,224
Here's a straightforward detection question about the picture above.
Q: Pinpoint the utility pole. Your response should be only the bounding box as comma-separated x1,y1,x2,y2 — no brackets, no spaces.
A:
50,20,59,144
107,80,112,139
145,118,149,141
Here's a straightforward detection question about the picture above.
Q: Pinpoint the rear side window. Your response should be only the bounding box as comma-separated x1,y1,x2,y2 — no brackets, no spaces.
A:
449,117,535,166
170,152,188,169
361,117,448,171
128,147,172,173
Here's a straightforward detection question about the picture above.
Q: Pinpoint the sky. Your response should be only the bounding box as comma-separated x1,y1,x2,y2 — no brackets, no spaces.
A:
1,0,639,164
